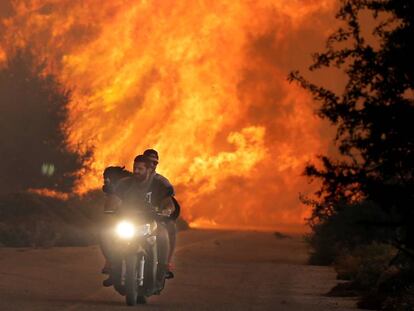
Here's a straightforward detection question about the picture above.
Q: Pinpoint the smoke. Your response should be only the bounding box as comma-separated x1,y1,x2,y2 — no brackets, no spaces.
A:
0,0,341,231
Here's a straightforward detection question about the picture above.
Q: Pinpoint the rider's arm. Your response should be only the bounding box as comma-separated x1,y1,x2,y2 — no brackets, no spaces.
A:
155,174,175,196
113,177,130,200
104,194,122,212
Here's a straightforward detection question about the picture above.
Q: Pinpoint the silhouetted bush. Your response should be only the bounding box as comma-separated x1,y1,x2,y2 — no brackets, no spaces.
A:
0,48,91,195
307,200,393,265
381,285,414,311
0,223,31,247
336,243,397,288
0,192,100,247
290,0,414,308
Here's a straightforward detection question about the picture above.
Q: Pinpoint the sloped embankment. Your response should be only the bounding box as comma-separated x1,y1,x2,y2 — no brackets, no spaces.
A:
0,191,189,247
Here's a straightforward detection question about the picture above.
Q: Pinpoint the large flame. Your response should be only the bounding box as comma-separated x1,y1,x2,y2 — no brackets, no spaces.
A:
0,0,339,232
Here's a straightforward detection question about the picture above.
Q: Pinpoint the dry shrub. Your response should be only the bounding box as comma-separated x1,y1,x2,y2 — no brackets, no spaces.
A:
0,223,31,247
335,243,397,289
0,192,99,247
382,285,414,311
32,220,60,247
335,251,361,281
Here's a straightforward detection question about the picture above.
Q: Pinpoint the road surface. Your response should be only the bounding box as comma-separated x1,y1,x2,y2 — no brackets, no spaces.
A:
0,229,362,310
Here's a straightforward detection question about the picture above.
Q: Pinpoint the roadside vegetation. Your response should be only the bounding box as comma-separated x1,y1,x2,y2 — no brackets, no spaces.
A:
0,48,188,248
0,48,91,196
0,190,189,248
0,191,104,247
290,1,414,309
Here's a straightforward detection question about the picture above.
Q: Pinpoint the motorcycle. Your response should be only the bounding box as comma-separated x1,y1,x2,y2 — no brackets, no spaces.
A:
105,207,170,306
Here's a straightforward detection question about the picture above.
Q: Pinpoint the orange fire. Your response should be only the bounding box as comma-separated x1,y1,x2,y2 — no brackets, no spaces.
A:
0,0,339,231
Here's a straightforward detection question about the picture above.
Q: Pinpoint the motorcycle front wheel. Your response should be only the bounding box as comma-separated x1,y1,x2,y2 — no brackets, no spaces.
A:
125,253,146,305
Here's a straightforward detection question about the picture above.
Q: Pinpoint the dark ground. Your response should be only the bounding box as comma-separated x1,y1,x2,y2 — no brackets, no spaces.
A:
0,229,366,310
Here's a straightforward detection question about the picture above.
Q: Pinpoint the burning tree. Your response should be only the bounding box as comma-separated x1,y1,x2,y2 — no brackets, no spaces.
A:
0,49,91,195
290,0,414,307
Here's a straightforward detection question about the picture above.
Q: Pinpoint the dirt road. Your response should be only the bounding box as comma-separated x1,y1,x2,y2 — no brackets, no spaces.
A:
0,229,361,310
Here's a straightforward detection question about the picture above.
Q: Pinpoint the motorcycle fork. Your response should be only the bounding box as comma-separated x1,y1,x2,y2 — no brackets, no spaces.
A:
138,255,145,286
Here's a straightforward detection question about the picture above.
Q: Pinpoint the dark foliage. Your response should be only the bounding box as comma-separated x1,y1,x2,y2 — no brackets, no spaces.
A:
289,0,414,258
0,48,91,195
289,0,414,308
0,191,105,247
306,200,396,265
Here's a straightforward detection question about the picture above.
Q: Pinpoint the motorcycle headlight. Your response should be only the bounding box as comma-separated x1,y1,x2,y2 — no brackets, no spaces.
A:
115,221,152,239
116,221,135,239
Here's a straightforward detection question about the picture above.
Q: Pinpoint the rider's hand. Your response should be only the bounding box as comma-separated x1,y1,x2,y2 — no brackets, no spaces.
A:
158,206,174,217
157,197,175,217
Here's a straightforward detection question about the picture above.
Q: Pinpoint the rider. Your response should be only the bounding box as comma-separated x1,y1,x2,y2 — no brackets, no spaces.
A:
115,155,175,278
100,166,132,276
143,149,174,192
143,149,178,278
116,154,175,215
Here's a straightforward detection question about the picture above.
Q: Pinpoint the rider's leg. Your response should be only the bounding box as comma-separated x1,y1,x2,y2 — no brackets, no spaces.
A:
100,220,117,286
156,222,171,279
100,231,115,287
100,214,118,271
165,220,176,265
100,228,113,273
162,220,176,279
156,223,170,265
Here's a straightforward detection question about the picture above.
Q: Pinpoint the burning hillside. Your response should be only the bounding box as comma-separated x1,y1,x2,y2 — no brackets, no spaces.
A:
0,0,339,231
